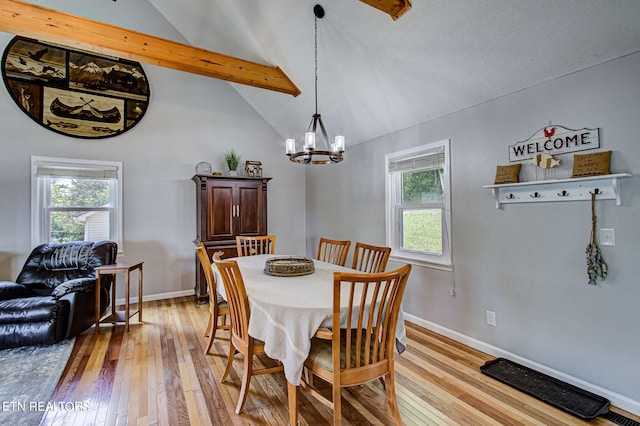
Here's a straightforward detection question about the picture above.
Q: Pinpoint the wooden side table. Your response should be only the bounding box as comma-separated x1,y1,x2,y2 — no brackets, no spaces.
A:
95,261,144,333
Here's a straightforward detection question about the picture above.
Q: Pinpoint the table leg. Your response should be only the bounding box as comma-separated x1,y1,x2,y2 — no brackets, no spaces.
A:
287,381,298,426
111,275,116,319
138,265,143,322
125,270,130,332
95,274,101,334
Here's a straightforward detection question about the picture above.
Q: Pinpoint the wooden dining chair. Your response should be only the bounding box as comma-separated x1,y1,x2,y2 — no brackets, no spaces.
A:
236,235,276,257
301,264,412,426
351,242,392,273
317,238,351,266
212,252,283,414
195,243,230,354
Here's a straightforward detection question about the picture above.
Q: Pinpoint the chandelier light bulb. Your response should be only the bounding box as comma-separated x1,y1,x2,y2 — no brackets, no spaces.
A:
304,132,316,150
285,139,296,155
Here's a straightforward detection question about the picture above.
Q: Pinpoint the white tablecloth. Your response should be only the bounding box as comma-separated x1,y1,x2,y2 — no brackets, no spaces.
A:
213,254,407,385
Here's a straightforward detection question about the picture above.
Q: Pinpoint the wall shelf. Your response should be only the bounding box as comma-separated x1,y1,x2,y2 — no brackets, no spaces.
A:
483,173,632,209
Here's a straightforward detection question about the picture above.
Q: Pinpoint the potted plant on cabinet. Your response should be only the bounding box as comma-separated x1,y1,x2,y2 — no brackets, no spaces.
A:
225,149,241,176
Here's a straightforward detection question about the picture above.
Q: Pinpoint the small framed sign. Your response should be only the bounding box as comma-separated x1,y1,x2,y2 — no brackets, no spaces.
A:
245,161,262,177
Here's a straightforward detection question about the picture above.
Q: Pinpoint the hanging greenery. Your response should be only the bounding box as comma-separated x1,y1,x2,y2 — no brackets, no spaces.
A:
586,191,608,285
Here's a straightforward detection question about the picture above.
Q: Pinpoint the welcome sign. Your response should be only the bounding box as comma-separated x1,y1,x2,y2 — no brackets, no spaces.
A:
508,125,600,162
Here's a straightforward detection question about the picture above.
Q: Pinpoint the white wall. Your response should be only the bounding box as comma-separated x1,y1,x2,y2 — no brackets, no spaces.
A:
0,31,306,300
305,52,640,413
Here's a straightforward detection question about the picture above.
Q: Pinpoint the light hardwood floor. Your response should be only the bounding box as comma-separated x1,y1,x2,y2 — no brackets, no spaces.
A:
41,296,638,425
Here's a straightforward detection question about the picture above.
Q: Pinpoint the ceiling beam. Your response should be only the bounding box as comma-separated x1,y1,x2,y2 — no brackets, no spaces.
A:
359,0,411,20
0,0,301,96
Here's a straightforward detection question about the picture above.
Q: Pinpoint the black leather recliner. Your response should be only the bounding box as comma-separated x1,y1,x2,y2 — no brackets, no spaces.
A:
0,240,117,349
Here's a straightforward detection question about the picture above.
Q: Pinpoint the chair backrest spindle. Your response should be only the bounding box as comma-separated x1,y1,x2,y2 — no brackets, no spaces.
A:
351,242,391,273
317,238,351,266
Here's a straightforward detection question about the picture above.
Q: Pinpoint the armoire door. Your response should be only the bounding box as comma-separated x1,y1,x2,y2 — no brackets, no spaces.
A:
236,183,263,236
206,182,234,241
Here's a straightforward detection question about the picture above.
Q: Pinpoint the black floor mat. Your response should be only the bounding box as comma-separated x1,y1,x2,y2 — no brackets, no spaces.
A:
480,358,610,420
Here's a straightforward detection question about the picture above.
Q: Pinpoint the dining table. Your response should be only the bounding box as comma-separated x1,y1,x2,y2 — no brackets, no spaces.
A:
212,254,407,425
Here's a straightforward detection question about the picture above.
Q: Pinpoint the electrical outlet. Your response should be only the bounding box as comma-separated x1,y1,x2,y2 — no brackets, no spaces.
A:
486,310,496,327
600,228,615,246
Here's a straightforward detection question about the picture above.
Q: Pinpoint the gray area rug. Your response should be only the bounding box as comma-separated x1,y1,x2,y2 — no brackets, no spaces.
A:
0,338,75,426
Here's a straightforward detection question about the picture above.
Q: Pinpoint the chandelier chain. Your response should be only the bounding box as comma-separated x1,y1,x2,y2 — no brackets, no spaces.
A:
314,13,318,115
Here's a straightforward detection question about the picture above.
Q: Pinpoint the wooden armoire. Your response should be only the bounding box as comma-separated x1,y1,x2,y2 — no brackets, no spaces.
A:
192,175,271,304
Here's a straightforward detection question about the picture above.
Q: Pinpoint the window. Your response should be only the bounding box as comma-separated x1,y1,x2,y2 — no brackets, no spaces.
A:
385,139,452,269
31,156,123,250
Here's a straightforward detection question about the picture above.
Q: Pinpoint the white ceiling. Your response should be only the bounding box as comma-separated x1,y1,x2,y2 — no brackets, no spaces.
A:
34,0,640,146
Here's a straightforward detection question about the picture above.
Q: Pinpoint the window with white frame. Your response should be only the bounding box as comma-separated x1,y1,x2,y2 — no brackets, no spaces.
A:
31,156,123,250
385,139,452,269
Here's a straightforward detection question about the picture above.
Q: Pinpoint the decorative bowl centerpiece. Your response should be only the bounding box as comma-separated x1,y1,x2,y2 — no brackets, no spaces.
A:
264,256,315,277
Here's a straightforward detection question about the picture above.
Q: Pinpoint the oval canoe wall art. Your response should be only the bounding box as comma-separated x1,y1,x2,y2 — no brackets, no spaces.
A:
2,36,150,139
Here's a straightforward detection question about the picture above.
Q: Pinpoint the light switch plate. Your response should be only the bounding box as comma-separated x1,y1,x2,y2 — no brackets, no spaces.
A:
600,228,615,246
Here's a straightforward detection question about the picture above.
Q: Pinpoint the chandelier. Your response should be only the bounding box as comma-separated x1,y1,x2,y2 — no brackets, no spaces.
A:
285,4,345,164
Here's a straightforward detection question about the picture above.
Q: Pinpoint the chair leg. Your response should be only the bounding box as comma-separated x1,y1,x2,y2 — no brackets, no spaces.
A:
206,311,224,354
205,327,215,354
221,342,237,383
379,376,386,390
235,348,254,414
204,313,213,338
332,383,341,426
384,372,402,426
206,312,228,354
210,301,219,337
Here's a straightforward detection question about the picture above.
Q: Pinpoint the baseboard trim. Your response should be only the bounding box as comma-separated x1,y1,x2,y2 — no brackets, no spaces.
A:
404,313,640,416
115,289,194,306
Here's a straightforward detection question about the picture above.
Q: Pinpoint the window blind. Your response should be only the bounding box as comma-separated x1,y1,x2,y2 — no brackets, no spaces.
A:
36,161,119,179
388,149,445,173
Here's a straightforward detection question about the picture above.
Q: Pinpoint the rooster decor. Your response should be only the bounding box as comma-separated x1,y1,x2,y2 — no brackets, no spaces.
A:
543,126,556,139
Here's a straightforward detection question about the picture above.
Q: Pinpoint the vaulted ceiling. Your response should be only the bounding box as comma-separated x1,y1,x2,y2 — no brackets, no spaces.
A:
5,1,640,146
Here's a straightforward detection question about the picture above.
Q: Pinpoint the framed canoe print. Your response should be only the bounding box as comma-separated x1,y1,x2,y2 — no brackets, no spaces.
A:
2,36,150,139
